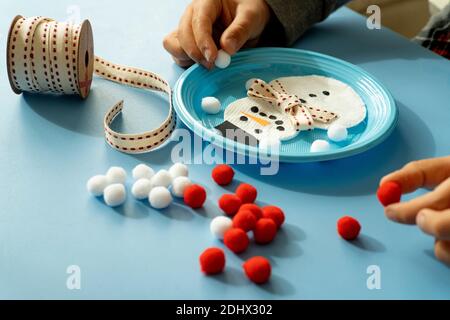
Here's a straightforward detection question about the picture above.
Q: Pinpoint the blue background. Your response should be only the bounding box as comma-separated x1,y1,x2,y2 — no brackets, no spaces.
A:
0,0,449,299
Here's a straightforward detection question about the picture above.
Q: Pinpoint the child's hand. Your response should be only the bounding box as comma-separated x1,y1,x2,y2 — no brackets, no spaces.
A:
380,156,450,264
163,0,271,69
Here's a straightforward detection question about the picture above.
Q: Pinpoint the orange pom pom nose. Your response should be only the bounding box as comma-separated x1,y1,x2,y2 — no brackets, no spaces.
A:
377,181,402,206
218,194,242,216
212,164,234,186
184,184,207,209
239,203,263,220
233,210,257,232
337,216,361,240
253,218,277,244
224,228,249,253
199,247,225,275
235,183,257,204
262,205,285,228
243,256,271,284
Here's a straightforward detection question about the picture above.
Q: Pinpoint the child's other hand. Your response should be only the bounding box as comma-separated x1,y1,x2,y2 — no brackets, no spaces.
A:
163,0,271,69
380,156,450,264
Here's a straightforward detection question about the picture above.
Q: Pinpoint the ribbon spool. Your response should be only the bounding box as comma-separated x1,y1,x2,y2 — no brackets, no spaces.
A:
6,15,176,154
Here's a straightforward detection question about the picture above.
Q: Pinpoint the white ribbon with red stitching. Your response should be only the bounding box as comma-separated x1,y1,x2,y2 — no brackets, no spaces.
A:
8,16,175,154
248,79,337,132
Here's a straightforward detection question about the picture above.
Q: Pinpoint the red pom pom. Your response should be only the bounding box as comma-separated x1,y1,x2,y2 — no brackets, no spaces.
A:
199,247,225,275
184,184,206,209
337,216,361,240
212,164,234,186
224,228,249,253
243,256,271,284
239,203,263,220
377,181,402,206
235,183,257,204
218,194,242,216
233,210,257,232
262,206,285,228
253,218,277,244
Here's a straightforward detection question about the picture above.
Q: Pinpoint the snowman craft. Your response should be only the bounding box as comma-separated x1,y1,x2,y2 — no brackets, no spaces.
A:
215,76,366,144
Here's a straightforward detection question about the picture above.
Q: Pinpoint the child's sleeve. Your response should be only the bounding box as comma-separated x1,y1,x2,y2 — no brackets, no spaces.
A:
262,0,349,45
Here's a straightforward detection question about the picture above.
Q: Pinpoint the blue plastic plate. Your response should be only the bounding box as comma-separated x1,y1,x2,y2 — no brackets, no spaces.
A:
173,48,398,163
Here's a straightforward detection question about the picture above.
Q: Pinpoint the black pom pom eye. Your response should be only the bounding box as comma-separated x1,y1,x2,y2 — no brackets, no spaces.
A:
323,91,330,96
250,106,259,113
309,93,317,98
240,116,248,121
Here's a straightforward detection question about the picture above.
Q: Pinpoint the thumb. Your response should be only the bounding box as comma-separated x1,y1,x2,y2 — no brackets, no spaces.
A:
220,8,258,55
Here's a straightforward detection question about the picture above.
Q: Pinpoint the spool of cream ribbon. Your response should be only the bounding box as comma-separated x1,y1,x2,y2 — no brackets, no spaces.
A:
6,15,176,154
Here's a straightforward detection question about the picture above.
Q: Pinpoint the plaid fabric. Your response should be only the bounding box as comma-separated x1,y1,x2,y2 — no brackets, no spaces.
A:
414,3,450,59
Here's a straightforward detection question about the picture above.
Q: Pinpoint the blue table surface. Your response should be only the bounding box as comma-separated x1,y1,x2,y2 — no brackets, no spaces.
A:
0,0,449,300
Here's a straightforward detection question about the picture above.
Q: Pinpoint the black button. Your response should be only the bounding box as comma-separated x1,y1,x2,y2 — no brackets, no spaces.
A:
275,120,283,125
269,115,277,120
240,116,248,121
259,112,267,117
276,126,285,131
250,106,259,113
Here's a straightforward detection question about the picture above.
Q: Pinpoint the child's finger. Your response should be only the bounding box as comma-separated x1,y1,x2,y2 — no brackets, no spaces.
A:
173,57,194,68
163,31,192,62
380,156,450,194
242,38,260,49
220,7,257,55
385,177,450,224
178,5,211,68
434,240,450,265
192,0,219,64
417,208,450,240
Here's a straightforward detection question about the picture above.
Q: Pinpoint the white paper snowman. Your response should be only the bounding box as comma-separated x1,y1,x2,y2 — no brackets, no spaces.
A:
222,97,296,141
222,75,366,141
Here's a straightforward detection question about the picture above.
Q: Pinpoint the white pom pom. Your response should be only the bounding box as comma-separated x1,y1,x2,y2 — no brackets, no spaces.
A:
310,140,331,153
214,49,231,69
201,97,221,114
327,123,348,142
169,162,189,179
210,216,233,239
86,175,109,196
245,78,258,90
171,176,192,197
106,166,127,184
151,169,173,188
103,183,126,207
131,178,153,200
149,186,173,209
132,164,154,180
